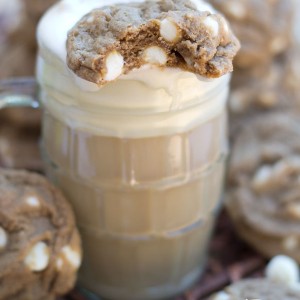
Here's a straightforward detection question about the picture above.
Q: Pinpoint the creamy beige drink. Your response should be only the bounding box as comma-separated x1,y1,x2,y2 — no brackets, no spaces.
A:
37,0,239,299
43,112,227,232
40,70,229,299
42,94,227,299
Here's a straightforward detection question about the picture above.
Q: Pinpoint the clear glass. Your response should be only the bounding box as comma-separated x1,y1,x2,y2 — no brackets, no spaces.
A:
40,70,229,299
0,75,229,300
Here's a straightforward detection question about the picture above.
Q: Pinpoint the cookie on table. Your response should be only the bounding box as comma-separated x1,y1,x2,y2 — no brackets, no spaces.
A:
208,0,294,69
67,0,240,85
211,255,300,300
227,113,300,262
0,168,82,300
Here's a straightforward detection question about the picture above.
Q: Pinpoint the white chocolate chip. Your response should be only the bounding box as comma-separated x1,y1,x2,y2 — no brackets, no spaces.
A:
160,18,181,43
0,226,7,249
226,2,247,19
143,46,168,65
25,242,50,272
203,16,219,37
212,291,230,300
220,17,229,36
86,16,94,23
266,255,299,285
26,196,40,207
104,51,124,81
56,257,63,271
252,165,273,192
62,246,81,269
283,236,299,251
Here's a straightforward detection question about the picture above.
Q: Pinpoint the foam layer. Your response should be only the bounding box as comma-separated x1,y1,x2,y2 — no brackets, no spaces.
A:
37,54,229,137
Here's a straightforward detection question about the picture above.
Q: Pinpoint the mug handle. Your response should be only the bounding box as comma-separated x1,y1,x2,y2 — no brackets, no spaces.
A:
0,77,39,109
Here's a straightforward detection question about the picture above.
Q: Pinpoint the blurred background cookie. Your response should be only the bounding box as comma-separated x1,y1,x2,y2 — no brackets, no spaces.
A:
0,0,57,78
206,0,298,138
211,255,300,300
0,1,56,171
207,0,293,69
227,113,300,261
228,55,299,137
0,168,81,300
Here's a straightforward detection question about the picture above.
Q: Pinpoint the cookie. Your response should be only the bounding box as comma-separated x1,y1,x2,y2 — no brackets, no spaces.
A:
210,255,300,300
229,58,286,113
211,279,300,300
67,0,240,85
227,113,300,261
0,168,82,299
0,0,56,78
208,0,294,69
227,56,299,137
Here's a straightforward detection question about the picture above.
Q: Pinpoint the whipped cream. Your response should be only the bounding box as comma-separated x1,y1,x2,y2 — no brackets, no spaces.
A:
37,0,229,138
38,54,229,137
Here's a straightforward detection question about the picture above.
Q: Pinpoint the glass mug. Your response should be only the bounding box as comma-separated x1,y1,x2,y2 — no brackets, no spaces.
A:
0,69,229,299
